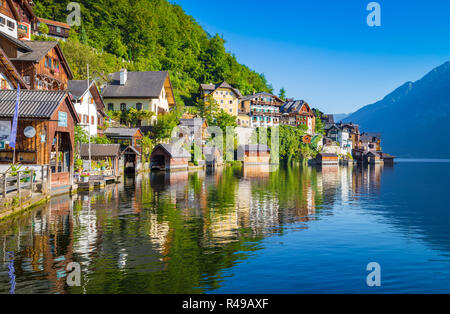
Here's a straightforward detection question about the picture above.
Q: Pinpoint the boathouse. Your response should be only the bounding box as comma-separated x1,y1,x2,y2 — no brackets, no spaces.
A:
80,144,121,177
240,144,271,165
121,145,142,172
203,146,223,168
104,127,143,151
0,90,79,186
150,143,190,171
315,153,339,165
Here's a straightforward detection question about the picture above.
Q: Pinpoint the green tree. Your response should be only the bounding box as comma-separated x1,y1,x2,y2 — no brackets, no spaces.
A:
278,88,287,101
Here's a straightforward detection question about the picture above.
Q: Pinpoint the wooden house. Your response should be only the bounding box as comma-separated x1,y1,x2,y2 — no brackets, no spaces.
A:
0,45,28,89
80,144,121,177
104,127,143,152
203,146,223,168
0,89,80,186
10,40,73,90
241,144,271,165
280,100,316,134
150,143,190,171
315,153,339,165
1,0,36,40
36,17,70,41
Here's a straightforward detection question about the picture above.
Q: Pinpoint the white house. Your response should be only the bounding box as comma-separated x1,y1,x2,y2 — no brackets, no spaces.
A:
102,70,176,132
68,80,107,137
325,124,352,155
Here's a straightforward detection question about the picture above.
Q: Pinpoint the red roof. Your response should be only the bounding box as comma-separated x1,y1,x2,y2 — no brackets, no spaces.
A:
38,17,71,29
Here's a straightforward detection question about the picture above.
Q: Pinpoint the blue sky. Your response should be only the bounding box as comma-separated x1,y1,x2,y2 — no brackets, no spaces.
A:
173,0,450,114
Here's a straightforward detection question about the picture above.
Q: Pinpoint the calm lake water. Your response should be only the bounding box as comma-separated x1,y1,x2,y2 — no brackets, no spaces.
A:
1,160,450,294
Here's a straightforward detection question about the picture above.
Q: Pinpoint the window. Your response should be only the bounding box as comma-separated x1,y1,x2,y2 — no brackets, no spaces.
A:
229,109,232,113
91,116,95,125
120,103,126,111
136,103,142,110
7,20,14,29
1,79,8,90
229,100,232,104
56,26,61,33
108,103,114,111
98,117,101,125
0,17,5,26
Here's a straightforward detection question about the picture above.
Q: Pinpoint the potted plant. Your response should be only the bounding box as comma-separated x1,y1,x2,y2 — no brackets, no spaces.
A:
80,172,90,183
99,160,106,171
75,157,83,173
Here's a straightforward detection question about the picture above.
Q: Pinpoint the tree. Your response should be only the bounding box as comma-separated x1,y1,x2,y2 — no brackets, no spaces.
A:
151,111,180,143
279,88,287,101
75,125,89,144
315,111,326,135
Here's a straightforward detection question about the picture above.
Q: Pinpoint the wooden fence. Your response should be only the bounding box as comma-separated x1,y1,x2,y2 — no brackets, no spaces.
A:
1,165,51,199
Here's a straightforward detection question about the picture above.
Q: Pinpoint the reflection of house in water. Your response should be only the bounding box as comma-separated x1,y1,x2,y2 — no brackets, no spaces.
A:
0,195,76,294
351,164,383,196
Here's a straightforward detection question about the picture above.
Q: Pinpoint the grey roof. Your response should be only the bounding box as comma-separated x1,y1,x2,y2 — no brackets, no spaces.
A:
104,127,141,137
280,100,309,114
318,153,338,157
241,92,282,102
12,41,58,62
68,80,93,99
122,145,141,156
0,90,67,118
80,144,120,158
102,71,168,98
157,143,191,158
179,118,205,127
241,144,270,152
0,31,32,52
200,81,242,98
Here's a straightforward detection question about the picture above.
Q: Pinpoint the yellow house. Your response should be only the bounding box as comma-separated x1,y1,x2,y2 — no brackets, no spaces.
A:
200,81,242,116
237,114,251,128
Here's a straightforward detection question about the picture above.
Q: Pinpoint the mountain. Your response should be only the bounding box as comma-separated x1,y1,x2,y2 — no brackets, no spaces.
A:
32,0,272,105
332,113,350,123
344,61,450,158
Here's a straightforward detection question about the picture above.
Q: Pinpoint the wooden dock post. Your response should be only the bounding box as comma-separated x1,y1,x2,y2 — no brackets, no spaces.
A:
2,173,6,198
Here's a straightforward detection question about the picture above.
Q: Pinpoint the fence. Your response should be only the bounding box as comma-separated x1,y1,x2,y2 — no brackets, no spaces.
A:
1,165,51,199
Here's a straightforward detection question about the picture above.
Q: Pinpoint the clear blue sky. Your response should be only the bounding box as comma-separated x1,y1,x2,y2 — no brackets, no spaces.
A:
173,0,450,114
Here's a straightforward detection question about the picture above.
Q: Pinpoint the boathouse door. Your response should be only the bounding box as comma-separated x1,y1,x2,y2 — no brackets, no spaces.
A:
50,132,72,187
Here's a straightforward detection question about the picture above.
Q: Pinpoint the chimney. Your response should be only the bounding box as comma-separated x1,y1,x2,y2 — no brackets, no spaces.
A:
120,69,127,85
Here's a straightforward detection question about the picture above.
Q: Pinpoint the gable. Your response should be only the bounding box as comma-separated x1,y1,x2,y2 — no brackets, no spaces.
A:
1,0,17,20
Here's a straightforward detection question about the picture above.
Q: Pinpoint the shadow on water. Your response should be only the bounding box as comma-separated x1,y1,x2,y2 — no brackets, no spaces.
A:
0,162,450,293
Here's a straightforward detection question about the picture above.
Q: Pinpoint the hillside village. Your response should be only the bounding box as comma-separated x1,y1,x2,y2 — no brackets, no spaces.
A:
0,0,394,208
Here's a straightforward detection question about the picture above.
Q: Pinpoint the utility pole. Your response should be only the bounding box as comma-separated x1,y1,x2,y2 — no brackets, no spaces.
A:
87,64,91,169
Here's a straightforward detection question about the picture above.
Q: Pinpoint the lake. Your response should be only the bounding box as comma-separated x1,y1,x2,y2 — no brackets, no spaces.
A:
1,160,450,294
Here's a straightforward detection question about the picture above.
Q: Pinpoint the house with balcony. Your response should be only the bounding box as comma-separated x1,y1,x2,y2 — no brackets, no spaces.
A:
239,92,283,128
9,40,73,90
0,45,28,89
102,69,176,132
68,79,108,137
0,0,36,41
36,17,70,41
324,124,352,156
200,81,242,116
280,100,316,134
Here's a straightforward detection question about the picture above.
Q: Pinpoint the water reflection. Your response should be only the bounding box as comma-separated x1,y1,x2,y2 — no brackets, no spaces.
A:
0,162,445,293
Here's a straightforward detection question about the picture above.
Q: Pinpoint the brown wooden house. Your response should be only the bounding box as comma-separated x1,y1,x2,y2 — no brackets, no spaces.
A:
0,45,28,89
10,40,73,90
1,0,36,41
36,17,70,41
0,89,80,186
